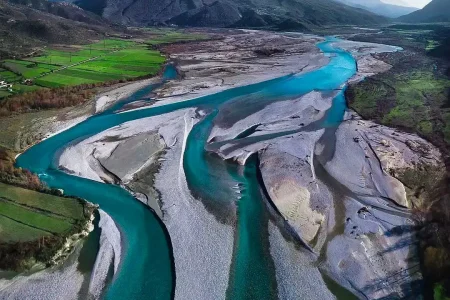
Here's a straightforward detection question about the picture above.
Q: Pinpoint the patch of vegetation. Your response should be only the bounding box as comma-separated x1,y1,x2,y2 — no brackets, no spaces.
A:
0,146,42,190
0,84,97,116
434,283,450,300
0,90,12,98
347,71,450,141
348,23,450,299
0,182,86,220
146,31,208,45
0,108,69,151
0,29,208,112
0,200,73,235
427,40,440,51
2,60,57,78
0,214,51,242
0,69,21,82
0,149,94,271
396,164,446,208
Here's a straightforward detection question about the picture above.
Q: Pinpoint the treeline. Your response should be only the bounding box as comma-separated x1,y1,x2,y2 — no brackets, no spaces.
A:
418,182,450,299
0,214,93,271
0,146,95,271
0,236,64,271
0,71,164,116
0,147,42,190
0,84,98,116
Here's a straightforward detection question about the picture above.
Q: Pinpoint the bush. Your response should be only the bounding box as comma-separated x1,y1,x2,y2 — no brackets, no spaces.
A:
0,236,64,271
0,147,42,190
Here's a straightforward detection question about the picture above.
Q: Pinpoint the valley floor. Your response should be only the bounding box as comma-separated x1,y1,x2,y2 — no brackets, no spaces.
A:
0,28,447,299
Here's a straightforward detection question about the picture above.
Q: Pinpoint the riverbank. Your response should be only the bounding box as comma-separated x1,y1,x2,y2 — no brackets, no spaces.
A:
341,24,450,297
0,209,122,300
0,70,168,298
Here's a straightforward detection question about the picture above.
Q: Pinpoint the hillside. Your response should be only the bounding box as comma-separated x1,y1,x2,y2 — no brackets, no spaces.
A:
7,0,106,25
398,0,450,22
71,0,388,29
0,0,125,59
335,0,417,18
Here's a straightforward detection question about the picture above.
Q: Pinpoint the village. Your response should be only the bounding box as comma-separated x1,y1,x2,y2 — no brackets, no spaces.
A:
0,80,13,92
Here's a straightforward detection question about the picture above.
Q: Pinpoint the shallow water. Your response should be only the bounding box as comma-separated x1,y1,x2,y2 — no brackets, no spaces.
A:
183,37,356,299
16,37,356,299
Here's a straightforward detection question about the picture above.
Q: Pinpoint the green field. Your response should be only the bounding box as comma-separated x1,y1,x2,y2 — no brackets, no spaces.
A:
426,40,441,51
0,30,207,99
0,39,166,98
0,68,21,98
0,182,86,243
0,69,21,82
2,60,57,78
146,31,207,45
0,182,85,220
0,90,12,98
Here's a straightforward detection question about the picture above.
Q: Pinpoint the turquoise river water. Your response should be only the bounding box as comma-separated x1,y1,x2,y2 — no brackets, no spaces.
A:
16,37,356,299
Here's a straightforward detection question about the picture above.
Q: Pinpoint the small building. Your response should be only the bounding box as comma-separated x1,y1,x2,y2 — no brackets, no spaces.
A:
23,79,34,85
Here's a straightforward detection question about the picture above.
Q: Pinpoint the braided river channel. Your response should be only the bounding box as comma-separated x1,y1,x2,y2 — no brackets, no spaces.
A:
16,37,356,299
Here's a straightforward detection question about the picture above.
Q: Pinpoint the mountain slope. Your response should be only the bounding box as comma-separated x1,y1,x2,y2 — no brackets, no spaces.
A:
335,0,417,18
398,0,450,22
72,0,388,29
0,0,120,59
7,0,107,25
381,0,412,7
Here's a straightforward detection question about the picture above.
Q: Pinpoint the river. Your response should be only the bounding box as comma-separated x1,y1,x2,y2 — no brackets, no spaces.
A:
16,37,356,299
